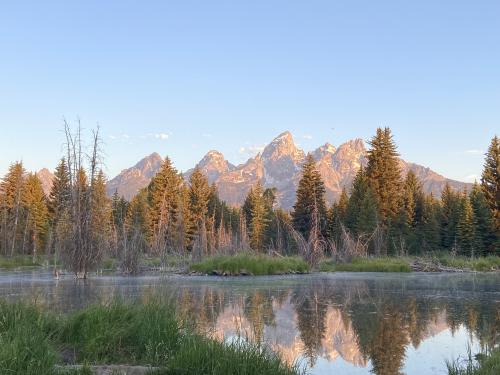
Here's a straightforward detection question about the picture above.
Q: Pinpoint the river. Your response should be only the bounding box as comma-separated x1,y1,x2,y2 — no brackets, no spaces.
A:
0,271,498,375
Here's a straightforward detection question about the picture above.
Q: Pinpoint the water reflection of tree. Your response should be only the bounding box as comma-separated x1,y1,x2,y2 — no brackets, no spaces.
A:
292,283,329,367
243,290,276,344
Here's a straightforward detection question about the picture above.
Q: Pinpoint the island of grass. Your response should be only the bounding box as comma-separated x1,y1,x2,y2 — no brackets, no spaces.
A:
0,299,302,375
190,253,310,276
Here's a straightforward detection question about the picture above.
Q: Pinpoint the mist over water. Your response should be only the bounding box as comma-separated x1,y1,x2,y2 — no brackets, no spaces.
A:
0,271,498,375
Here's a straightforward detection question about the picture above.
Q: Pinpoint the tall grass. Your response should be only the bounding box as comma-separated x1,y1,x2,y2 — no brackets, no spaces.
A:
190,253,310,276
447,347,500,375
436,255,500,272
320,257,412,273
0,301,59,375
0,299,301,375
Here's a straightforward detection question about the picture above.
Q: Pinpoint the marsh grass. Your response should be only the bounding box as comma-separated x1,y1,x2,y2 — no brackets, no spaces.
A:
190,253,310,276
320,257,412,273
436,255,500,272
447,347,500,375
0,299,301,375
0,255,44,269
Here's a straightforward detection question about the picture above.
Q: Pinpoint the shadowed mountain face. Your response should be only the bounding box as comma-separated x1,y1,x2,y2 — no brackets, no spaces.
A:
105,152,163,199
106,131,471,208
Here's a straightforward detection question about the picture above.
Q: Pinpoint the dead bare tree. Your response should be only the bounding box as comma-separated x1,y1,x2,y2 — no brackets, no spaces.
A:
60,120,106,278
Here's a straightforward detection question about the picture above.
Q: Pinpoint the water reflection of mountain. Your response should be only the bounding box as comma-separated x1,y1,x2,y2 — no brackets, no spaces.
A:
173,275,499,375
0,272,498,375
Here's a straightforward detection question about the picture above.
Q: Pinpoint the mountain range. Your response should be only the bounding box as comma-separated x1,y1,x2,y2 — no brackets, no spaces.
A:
101,131,470,209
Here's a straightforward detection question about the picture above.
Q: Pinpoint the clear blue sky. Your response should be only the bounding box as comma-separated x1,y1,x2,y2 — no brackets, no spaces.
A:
0,0,498,182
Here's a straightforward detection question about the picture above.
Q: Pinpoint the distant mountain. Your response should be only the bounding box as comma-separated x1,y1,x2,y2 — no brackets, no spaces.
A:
106,131,472,209
106,152,163,199
36,168,55,197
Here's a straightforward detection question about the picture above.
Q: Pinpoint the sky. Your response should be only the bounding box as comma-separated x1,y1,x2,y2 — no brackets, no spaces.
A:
0,0,498,182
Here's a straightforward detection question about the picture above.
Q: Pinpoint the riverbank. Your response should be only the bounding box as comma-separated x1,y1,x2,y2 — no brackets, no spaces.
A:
0,299,302,375
319,255,500,273
1,254,498,276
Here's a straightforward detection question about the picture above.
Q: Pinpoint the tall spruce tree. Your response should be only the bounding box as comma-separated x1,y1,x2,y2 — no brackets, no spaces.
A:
188,167,210,246
441,184,462,251
248,182,267,251
481,135,500,234
365,127,403,223
148,157,182,253
345,168,379,236
0,161,26,255
470,183,497,255
22,173,49,256
394,171,423,254
48,159,71,218
417,194,441,252
457,194,476,257
327,188,349,245
292,154,327,238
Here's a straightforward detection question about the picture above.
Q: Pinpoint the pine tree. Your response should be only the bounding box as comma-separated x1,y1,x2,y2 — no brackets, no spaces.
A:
365,127,403,223
0,161,26,255
292,154,327,238
90,170,111,253
148,157,183,253
417,194,441,252
394,171,423,254
345,168,379,237
327,188,349,245
188,167,210,248
470,183,497,255
249,182,267,251
441,184,462,251
22,173,49,256
457,194,476,257
481,136,500,233
48,159,71,218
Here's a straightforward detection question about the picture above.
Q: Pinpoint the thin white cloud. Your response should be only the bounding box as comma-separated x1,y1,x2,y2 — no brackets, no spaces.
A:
465,149,484,155
155,133,169,140
302,134,313,140
239,145,265,156
202,133,212,138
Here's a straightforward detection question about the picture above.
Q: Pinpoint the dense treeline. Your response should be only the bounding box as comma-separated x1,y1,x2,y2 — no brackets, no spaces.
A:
0,126,498,275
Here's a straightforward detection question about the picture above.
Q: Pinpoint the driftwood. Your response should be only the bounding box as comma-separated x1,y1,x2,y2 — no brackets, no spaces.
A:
410,259,468,273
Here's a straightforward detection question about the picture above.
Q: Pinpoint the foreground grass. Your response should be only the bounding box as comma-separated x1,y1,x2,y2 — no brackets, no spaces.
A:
447,348,500,375
0,299,301,375
320,257,412,273
190,253,310,276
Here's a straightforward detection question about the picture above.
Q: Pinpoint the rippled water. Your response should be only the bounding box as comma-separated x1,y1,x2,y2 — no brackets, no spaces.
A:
0,271,498,375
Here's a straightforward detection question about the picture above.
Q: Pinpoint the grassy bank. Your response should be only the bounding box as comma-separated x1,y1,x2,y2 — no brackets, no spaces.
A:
0,255,45,269
319,255,500,273
190,253,310,276
447,348,500,375
0,299,302,375
320,257,412,273
436,255,500,272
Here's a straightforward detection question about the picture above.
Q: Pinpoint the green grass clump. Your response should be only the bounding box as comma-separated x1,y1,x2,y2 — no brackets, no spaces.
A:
150,335,302,375
447,348,500,375
437,255,500,272
190,253,310,276
0,299,301,375
0,255,43,269
320,257,412,273
60,300,181,365
0,301,60,375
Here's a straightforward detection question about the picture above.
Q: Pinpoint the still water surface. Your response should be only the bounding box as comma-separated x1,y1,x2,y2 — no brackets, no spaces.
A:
0,271,498,375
